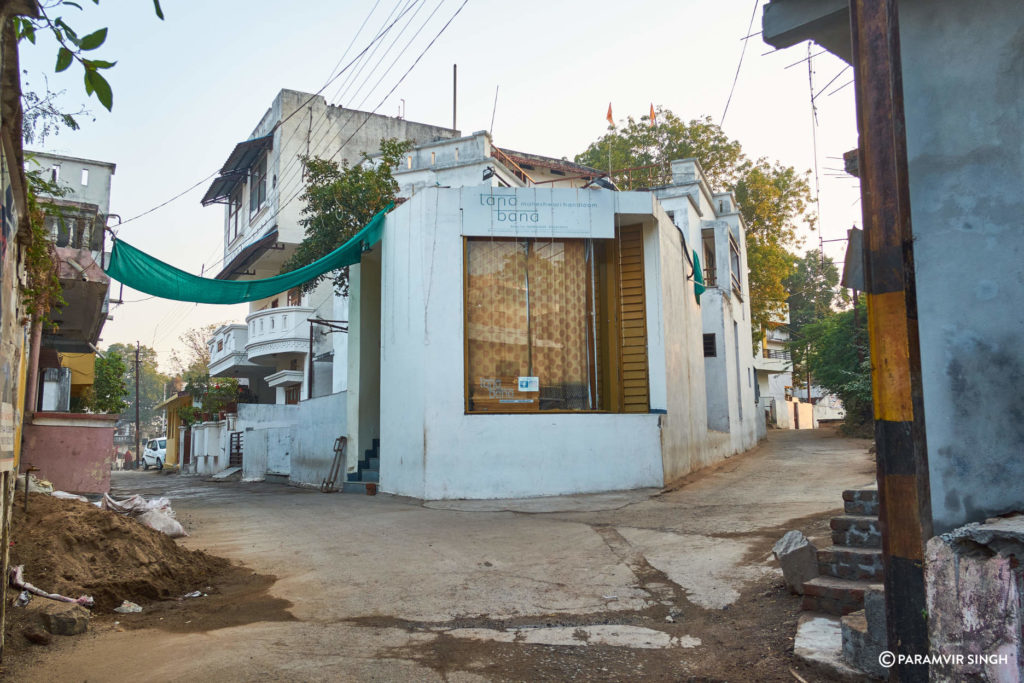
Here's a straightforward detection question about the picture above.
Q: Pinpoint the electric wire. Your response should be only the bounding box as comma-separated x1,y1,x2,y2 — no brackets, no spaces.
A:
720,0,760,127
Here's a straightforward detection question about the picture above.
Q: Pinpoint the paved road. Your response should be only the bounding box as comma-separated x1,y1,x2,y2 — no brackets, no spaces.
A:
20,428,874,682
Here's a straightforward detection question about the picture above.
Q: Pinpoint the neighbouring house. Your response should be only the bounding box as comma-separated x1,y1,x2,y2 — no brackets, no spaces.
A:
19,151,117,493
191,89,457,476
0,0,46,657
154,390,191,468
753,310,794,428
197,122,764,498
763,0,1024,676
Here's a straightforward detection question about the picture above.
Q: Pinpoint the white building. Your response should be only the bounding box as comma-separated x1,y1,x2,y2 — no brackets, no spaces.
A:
194,122,765,497
653,162,761,455
203,89,457,407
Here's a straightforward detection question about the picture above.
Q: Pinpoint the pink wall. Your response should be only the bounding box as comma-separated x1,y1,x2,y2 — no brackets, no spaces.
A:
21,412,117,494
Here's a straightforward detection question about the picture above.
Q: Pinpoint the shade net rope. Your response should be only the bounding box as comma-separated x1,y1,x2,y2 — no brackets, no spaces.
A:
103,205,391,304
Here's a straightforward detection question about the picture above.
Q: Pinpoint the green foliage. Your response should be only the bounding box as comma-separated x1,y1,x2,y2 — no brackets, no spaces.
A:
183,369,239,419
15,0,165,111
282,138,412,295
785,250,848,389
576,110,743,189
575,107,813,338
21,76,92,145
105,343,169,433
88,350,129,413
805,297,872,431
22,168,68,324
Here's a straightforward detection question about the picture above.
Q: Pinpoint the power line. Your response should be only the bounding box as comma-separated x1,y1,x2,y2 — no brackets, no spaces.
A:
720,0,760,127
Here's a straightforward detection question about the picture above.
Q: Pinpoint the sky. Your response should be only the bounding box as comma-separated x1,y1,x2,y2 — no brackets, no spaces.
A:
21,0,860,372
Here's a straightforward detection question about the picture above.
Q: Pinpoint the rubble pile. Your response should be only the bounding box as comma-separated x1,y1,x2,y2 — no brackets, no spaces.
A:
10,493,228,611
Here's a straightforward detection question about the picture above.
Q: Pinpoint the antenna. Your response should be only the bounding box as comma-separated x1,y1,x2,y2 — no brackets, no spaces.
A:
490,85,499,136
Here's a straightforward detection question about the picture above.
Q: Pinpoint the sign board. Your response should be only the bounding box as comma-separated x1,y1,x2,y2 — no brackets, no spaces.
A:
0,402,14,453
517,376,539,392
462,187,614,238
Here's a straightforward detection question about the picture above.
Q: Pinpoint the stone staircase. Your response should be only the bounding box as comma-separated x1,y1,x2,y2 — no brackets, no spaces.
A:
343,438,379,493
802,487,884,615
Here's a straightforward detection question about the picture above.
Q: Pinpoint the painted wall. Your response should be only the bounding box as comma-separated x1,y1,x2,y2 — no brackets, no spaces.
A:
236,393,346,486
21,413,117,493
896,0,1024,534
378,188,709,499
26,152,115,215
290,391,347,487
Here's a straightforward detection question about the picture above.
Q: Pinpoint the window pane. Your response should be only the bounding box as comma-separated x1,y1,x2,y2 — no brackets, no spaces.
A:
466,240,532,411
528,240,592,410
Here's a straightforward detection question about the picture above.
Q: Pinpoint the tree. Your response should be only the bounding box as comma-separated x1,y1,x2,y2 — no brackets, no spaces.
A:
575,107,814,338
282,138,411,295
105,343,169,435
785,250,848,392
576,110,743,189
805,297,871,433
169,323,224,378
22,75,92,145
88,350,128,414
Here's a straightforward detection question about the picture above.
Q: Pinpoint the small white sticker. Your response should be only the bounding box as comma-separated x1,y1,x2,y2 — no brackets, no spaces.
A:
517,377,539,392
0,403,14,452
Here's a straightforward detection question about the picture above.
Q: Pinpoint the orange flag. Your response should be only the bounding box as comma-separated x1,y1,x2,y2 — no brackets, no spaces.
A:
650,103,656,126
606,103,614,126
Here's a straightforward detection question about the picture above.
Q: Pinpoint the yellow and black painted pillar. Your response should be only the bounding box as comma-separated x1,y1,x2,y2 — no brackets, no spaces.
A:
849,2,932,681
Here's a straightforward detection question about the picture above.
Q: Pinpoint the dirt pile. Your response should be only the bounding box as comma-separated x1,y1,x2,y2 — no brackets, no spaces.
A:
10,493,229,611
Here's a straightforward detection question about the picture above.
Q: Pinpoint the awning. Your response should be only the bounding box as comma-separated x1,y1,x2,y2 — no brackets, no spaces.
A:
201,134,274,206
215,228,279,280
104,204,392,305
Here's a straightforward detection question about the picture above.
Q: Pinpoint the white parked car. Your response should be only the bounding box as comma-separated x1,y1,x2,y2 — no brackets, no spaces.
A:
142,438,167,470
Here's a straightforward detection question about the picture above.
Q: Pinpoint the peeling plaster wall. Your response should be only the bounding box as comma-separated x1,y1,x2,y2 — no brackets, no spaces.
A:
897,0,1024,533
925,516,1024,680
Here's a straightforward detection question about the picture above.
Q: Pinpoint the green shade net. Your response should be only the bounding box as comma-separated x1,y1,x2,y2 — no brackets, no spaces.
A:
104,204,392,304
692,249,706,304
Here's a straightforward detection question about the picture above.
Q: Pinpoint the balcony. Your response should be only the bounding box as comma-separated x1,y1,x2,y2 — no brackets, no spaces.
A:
245,306,314,364
208,324,259,377
754,347,791,374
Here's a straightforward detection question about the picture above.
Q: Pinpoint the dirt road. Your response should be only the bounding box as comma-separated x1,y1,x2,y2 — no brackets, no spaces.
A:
9,428,873,682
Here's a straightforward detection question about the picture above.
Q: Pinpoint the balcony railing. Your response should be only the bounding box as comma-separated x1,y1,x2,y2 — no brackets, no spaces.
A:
763,349,791,361
245,306,314,363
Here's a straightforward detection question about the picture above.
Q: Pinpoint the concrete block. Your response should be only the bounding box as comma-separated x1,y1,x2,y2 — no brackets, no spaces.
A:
841,611,886,679
926,516,1024,682
39,603,90,636
772,530,819,594
793,613,870,682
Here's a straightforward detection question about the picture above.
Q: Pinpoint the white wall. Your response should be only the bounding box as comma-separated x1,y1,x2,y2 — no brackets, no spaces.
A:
378,188,714,499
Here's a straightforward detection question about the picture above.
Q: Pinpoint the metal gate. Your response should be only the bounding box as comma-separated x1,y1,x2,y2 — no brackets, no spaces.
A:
229,431,243,468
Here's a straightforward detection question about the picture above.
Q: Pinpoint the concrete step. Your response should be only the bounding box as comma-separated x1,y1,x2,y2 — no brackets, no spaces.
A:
802,576,883,616
819,546,884,581
369,457,379,470
831,515,882,549
794,613,875,682
843,487,879,516
342,481,378,494
841,611,887,679
360,470,379,483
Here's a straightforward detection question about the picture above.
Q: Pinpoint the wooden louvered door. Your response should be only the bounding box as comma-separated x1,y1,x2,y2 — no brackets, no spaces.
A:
616,225,650,412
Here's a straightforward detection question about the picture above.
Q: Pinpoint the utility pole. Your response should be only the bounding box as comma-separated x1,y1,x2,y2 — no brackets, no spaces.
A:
134,341,140,470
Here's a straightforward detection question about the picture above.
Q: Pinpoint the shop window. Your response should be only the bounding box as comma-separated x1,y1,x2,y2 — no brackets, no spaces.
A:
464,227,649,414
